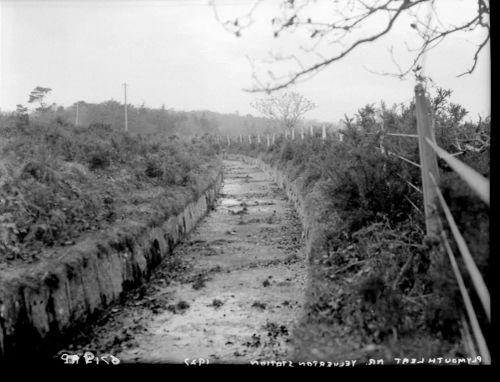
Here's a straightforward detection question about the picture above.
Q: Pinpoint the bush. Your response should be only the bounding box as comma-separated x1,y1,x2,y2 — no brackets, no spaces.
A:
88,146,111,169
144,157,164,178
0,118,219,263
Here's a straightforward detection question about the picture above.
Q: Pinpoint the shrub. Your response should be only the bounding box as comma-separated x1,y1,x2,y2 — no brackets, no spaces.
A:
0,117,220,263
280,140,294,162
88,146,111,169
145,157,164,178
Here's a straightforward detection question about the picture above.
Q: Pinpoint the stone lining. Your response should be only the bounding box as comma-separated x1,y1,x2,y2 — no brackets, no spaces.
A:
0,167,223,359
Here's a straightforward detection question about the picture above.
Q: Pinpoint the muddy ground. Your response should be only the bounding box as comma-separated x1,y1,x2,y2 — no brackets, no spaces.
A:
55,160,307,364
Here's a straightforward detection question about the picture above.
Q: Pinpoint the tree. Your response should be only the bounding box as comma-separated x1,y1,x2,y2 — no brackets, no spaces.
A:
15,104,29,125
15,104,28,116
251,91,316,133
28,86,52,111
213,0,490,92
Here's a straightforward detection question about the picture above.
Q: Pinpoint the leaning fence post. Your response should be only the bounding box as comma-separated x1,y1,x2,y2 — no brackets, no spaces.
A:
415,83,441,237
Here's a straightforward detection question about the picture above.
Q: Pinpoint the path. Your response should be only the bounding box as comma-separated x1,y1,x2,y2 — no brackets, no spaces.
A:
61,159,307,364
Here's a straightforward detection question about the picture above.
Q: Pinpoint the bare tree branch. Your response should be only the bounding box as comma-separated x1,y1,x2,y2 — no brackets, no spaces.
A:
213,0,490,93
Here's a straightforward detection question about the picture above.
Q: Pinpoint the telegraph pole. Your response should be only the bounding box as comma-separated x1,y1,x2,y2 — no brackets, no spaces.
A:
75,102,79,126
123,82,128,132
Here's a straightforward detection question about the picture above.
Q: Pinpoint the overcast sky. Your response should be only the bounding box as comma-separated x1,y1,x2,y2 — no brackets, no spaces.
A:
0,0,490,123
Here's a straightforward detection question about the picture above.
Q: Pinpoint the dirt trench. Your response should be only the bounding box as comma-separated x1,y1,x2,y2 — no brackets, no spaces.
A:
58,159,307,364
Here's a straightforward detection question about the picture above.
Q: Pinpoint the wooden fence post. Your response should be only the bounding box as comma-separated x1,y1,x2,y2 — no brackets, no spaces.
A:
227,135,230,146
248,135,252,144
310,125,314,137
267,134,270,147
257,134,261,144
415,83,441,237
322,125,326,140
272,133,275,145
301,127,305,140
291,128,295,140
379,131,386,155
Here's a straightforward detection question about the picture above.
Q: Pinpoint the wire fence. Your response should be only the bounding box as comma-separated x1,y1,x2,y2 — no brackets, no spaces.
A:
413,83,490,363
